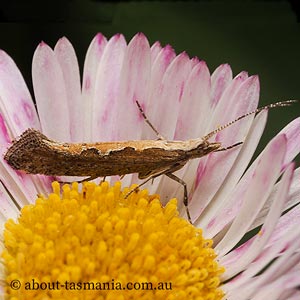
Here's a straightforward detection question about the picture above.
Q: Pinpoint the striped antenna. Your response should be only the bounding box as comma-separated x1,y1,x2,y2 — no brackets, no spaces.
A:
203,100,297,141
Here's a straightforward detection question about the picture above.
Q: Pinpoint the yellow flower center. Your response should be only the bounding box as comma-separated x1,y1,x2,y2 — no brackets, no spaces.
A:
2,181,224,300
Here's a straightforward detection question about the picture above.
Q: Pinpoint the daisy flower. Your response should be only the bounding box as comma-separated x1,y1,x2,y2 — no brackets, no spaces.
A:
0,33,299,300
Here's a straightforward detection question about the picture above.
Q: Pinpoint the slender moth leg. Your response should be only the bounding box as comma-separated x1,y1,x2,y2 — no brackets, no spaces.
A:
124,175,155,199
125,171,192,223
0,180,21,210
58,175,99,184
165,173,191,224
135,100,165,140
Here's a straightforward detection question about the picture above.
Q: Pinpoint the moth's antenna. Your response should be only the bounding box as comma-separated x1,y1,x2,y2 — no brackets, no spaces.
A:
203,100,297,141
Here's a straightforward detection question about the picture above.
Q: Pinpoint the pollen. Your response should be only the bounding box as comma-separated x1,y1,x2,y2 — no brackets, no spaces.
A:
2,181,224,299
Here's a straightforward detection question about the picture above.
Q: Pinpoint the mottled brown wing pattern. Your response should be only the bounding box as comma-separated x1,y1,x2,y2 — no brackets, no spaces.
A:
4,129,189,177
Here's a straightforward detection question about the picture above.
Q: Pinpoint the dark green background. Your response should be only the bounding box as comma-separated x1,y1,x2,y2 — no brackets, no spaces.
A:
0,0,299,164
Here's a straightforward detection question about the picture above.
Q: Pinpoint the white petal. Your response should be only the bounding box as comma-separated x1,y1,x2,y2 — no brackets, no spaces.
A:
199,110,268,234
250,165,300,231
151,52,192,140
112,33,151,141
32,42,71,141
150,41,162,62
250,268,300,300
156,61,211,207
82,33,108,140
0,50,40,136
209,115,299,238
135,44,176,194
279,117,300,170
190,75,260,220
280,291,300,300
215,134,286,256
265,202,300,247
207,71,252,136
0,181,19,221
0,157,38,207
210,63,233,107
91,34,127,142
143,44,175,140
152,52,195,201
225,229,300,297
221,163,294,280
175,61,211,140
54,37,83,142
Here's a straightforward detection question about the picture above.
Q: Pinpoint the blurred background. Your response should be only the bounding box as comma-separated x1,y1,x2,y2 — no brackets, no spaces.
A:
0,0,299,163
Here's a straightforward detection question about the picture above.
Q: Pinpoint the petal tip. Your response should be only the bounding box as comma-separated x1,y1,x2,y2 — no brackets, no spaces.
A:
131,32,149,45
95,33,106,45
39,41,47,47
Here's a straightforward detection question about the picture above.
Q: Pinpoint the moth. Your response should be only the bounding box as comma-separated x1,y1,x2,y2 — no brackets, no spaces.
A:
4,100,296,223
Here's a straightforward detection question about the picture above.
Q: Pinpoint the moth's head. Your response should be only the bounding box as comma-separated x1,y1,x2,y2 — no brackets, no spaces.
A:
199,140,221,154
188,140,221,159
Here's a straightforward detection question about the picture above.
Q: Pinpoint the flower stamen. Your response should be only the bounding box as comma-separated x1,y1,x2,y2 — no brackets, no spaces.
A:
2,181,224,299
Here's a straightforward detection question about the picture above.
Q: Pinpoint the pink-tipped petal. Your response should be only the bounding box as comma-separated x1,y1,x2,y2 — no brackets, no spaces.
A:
282,166,300,210
143,44,175,140
54,37,83,142
150,41,162,62
150,52,192,140
207,73,258,143
145,52,194,201
211,118,300,236
191,56,200,68
0,51,40,136
221,163,294,280
250,268,300,300
215,134,286,256
175,61,211,139
82,33,108,140
250,165,300,231
210,63,233,107
199,110,268,233
278,117,300,169
155,61,211,207
112,33,151,141
91,34,127,142
32,42,71,141
129,44,177,193
265,200,300,247
190,76,260,221
224,222,300,294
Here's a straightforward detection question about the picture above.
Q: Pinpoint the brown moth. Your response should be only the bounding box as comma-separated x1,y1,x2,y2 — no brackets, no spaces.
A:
4,100,296,222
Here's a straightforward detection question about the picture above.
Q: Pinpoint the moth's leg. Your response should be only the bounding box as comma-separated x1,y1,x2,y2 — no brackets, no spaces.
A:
58,176,98,184
135,100,165,140
0,179,21,210
165,173,192,224
215,141,243,152
76,176,100,183
124,176,154,199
